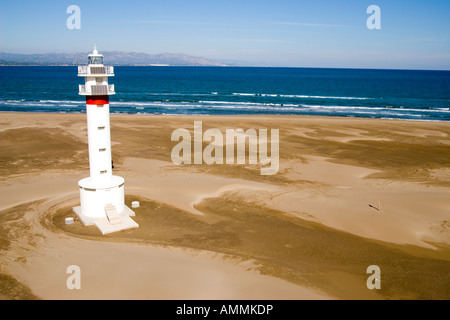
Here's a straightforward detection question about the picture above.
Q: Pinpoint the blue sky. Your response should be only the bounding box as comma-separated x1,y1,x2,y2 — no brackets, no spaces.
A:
0,0,449,69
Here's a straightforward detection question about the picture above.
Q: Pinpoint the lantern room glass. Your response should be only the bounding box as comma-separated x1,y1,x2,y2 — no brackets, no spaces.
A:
88,56,103,65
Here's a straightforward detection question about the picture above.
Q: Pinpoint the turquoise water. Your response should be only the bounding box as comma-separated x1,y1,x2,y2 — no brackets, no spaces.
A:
0,66,449,121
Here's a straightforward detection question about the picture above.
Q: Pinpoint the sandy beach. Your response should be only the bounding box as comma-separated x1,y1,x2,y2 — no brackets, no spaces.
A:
0,112,449,300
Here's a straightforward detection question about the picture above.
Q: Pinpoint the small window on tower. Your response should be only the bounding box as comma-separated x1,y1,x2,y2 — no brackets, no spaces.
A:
99,148,106,152
98,126,105,130
100,170,107,174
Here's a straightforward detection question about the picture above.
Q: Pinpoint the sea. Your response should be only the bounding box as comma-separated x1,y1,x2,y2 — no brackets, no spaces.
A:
0,66,449,121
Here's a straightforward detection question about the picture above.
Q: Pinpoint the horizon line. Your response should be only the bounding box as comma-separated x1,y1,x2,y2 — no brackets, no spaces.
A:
1,64,449,72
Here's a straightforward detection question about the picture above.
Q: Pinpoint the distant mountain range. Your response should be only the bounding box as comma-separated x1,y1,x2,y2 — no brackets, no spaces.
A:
0,51,231,66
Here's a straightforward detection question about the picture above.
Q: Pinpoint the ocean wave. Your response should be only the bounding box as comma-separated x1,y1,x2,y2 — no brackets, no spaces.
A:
226,92,373,100
59,104,82,107
198,100,261,106
1,98,448,114
0,97,448,121
39,100,84,104
0,99,83,105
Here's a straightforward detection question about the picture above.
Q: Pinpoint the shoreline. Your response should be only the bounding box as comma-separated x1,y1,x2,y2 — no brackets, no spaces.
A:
1,112,449,299
1,111,449,124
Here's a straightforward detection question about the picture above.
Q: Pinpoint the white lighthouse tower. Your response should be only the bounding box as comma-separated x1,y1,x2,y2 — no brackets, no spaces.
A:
73,47,138,234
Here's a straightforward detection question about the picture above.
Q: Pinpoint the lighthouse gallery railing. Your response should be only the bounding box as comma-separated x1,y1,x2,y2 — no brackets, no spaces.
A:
79,84,115,95
78,65,114,76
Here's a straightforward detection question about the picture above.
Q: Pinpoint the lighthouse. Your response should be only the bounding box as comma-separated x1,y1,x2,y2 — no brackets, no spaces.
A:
73,47,138,234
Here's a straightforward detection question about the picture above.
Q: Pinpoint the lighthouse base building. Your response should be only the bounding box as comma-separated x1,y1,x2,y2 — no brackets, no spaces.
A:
72,176,138,235
72,47,138,235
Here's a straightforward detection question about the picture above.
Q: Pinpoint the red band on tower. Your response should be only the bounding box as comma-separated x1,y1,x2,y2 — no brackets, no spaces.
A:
86,95,109,105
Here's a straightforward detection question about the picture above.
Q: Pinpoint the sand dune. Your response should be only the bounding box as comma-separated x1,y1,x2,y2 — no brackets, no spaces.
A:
1,113,449,300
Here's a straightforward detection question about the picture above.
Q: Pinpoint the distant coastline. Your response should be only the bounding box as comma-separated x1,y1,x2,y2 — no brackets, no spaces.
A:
1,61,449,71
0,51,231,67
0,63,173,67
